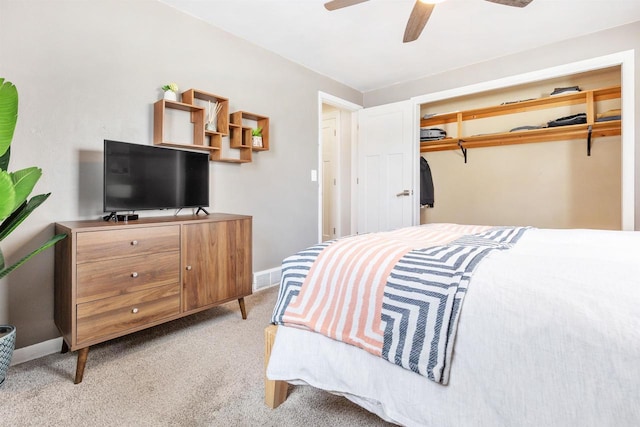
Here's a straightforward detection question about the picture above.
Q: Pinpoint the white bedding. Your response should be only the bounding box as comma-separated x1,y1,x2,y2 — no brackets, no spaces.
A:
266,228,640,426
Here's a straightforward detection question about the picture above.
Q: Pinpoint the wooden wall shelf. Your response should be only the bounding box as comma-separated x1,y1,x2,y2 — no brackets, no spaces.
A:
230,111,270,152
153,89,270,164
420,85,621,156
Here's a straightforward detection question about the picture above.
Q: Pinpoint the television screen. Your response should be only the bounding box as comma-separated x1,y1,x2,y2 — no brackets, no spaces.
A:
103,140,209,213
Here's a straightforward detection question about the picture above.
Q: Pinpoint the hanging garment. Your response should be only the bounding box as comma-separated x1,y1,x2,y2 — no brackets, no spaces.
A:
420,157,434,208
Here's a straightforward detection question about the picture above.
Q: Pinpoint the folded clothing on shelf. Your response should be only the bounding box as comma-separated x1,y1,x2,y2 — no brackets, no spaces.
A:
510,125,545,132
550,86,581,96
420,127,447,141
596,109,621,122
547,113,587,127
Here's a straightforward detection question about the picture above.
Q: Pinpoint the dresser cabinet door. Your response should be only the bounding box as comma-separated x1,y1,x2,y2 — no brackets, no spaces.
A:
182,219,252,311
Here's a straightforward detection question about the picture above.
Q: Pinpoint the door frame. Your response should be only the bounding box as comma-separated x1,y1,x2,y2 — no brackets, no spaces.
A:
411,50,635,230
321,108,340,241
317,91,362,243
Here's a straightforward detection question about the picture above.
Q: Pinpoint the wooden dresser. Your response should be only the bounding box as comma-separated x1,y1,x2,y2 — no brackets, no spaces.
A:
54,213,252,383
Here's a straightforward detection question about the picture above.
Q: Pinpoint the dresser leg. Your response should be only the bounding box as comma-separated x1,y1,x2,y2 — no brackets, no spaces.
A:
61,340,69,354
74,347,90,384
238,297,247,319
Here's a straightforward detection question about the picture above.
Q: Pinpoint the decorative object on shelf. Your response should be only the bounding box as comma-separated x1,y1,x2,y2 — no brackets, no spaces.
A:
161,82,179,101
206,100,221,132
0,78,67,386
251,127,263,148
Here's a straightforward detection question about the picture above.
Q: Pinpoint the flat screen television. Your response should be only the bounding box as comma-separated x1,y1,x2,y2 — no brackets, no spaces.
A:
103,140,209,214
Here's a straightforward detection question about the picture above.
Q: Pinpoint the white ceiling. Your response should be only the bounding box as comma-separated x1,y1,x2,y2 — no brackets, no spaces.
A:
159,0,640,92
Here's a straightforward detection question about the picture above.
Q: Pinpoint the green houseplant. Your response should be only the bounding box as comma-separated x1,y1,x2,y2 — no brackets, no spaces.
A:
161,82,179,101
251,127,263,148
0,78,66,385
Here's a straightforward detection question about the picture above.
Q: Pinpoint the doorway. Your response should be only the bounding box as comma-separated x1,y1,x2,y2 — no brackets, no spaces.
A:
318,92,362,243
321,107,339,241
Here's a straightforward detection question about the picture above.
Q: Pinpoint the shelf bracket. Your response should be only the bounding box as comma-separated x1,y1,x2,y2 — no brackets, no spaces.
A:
458,140,468,164
587,125,593,156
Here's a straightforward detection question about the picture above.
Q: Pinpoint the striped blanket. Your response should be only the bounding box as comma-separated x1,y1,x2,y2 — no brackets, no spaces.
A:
272,223,528,384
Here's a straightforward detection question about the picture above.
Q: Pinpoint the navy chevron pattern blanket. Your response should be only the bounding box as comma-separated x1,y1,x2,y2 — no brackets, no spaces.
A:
272,224,528,384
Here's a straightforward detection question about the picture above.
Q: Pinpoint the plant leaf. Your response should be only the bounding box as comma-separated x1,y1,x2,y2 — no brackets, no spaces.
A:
0,170,16,221
0,233,66,279
0,193,51,242
10,166,42,210
0,79,18,158
0,146,10,172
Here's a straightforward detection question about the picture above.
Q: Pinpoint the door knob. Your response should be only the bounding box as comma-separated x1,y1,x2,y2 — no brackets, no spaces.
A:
396,190,411,197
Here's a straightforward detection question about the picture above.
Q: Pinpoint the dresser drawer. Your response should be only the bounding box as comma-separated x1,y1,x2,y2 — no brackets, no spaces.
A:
76,284,180,345
76,225,180,263
76,251,180,304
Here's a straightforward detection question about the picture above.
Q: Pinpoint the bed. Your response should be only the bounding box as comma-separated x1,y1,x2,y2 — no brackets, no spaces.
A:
264,223,640,426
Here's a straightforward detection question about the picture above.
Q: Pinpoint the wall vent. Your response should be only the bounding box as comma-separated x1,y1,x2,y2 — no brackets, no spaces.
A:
253,266,281,291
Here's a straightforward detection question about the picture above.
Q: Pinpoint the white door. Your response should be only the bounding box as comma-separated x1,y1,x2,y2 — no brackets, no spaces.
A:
322,113,339,241
357,100,416,234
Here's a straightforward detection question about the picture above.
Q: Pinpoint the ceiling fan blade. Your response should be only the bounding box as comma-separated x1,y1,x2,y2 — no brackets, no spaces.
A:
485,0,533,7
324,0,369,11
403,1,434,43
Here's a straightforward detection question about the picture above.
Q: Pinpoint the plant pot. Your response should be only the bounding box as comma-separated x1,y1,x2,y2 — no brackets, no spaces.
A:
252,136,263,148
163,90,178,101
0,325,16,386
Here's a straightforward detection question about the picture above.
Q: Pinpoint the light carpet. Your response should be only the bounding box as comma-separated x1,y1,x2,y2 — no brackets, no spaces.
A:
0,286,392,426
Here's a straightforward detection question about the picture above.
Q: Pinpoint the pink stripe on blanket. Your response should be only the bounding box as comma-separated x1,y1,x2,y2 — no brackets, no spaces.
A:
281,223,491,355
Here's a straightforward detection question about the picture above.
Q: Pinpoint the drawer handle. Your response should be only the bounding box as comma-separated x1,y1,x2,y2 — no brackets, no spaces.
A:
132,308,139,314
186,265,192,271
131,272,138,278
131,240,138,246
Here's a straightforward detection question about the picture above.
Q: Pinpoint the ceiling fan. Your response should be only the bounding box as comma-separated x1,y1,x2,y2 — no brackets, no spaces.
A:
324,0,533,43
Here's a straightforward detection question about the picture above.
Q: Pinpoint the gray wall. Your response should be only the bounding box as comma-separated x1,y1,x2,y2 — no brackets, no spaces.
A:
364,21,640,230
1,0,638,350
0,0,361,348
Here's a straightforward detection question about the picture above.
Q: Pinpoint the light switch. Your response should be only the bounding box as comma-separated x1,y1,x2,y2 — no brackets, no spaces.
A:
311,169,318,182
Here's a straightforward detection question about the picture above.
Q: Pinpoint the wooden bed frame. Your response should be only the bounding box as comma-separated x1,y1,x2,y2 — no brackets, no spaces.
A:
264,325,288,408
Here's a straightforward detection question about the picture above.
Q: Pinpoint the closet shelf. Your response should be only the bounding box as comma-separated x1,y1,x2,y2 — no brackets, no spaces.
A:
421,85,621,127
420,120,621,153
420,85,621,155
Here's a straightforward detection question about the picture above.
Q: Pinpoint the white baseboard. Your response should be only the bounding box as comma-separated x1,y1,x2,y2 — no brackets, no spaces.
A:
11,337,63,366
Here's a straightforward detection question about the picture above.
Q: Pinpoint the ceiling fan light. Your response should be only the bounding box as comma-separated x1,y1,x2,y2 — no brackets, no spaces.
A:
419,0,449,4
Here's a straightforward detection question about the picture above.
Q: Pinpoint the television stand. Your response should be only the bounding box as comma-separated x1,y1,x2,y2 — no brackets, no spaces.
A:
54,213,253,383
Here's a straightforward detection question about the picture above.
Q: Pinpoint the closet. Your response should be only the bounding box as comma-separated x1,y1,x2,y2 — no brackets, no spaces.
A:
419,66,622,230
